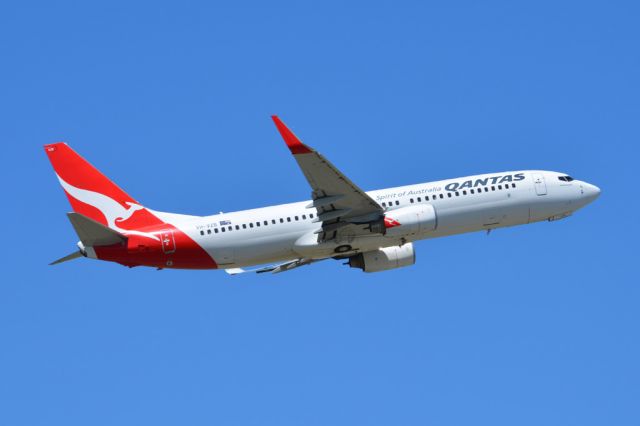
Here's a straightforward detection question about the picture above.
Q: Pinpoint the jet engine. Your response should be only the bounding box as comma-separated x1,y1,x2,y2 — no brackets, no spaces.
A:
347,243,415,273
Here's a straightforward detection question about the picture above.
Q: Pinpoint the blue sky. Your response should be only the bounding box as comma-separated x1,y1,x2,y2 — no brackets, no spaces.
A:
1,1,638,425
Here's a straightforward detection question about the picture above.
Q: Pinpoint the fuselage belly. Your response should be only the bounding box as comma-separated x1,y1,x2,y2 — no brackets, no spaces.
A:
175,170,598,269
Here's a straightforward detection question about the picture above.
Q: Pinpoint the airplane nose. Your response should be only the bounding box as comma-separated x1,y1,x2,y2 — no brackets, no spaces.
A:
582,182,601,202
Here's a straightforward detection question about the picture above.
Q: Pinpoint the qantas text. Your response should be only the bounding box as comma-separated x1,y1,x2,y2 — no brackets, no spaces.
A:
444,173,525,192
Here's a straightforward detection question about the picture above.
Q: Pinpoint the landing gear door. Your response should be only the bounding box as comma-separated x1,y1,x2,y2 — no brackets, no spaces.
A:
532,173,547,196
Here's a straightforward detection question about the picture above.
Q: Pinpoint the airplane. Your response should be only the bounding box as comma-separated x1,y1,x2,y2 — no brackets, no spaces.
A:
45,116,600,274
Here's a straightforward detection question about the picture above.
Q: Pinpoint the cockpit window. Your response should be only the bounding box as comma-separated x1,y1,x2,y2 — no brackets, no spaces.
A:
558,175,574,182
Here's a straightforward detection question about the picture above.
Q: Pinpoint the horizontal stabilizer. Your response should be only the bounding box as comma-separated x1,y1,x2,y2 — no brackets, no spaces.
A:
49,250,83,265
66,212,127,246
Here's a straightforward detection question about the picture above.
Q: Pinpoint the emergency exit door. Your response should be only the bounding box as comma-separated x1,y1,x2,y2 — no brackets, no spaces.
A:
532,173,547,195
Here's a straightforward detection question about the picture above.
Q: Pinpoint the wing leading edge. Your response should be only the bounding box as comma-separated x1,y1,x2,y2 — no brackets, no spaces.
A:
271,116,384,241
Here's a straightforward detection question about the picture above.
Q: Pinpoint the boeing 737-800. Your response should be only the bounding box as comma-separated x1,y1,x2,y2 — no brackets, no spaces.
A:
46,116,600,273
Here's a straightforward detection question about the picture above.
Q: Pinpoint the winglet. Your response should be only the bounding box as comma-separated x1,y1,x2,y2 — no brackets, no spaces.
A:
271,115,313,155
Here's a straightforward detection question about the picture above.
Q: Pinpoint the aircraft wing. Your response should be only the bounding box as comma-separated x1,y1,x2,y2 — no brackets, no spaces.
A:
272,116,383,241
225,258,319,275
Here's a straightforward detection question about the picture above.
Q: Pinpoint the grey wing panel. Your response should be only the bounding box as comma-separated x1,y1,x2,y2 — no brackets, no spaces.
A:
293,151,382,219
271,116,384,241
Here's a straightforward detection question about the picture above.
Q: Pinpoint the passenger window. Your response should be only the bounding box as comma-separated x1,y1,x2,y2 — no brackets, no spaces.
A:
242,224,247,229
214,228,219,233
463,190,467,195
410,198,414,203
200,230,204,235
485,187,489,192
221,228,226,232
470,189,475,194
417,197,422,202
272,219,276,224
439,194,443,199
455,192,460,196
498,185,502,190
256,222,260,227
447,193,452,198
310,213,314,218
207,229,211,234
491,186,496,191
264,221,268,226
395,200,400,206
235,225,240,230
382,202,386,207
280,218,284,223
249,223,254,228
287,217,291,222
295,216,299,221
228,226,232,231
512,183,516,188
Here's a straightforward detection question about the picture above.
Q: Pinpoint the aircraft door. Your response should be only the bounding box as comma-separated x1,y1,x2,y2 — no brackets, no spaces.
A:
160,230,176,254
532,173,547,195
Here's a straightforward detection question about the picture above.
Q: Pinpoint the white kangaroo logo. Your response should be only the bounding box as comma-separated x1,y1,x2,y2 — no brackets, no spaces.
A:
57,175,159,242
115,201,144,225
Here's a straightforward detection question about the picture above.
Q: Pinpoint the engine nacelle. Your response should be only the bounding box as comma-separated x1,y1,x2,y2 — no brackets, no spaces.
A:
348,243,416,273
384,205,437,237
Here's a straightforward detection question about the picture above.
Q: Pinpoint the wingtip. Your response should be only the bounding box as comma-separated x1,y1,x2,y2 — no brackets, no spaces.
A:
44,142,68,153
271,116,313,155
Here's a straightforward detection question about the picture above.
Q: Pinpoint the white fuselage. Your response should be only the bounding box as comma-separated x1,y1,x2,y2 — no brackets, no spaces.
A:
161,170,600,269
